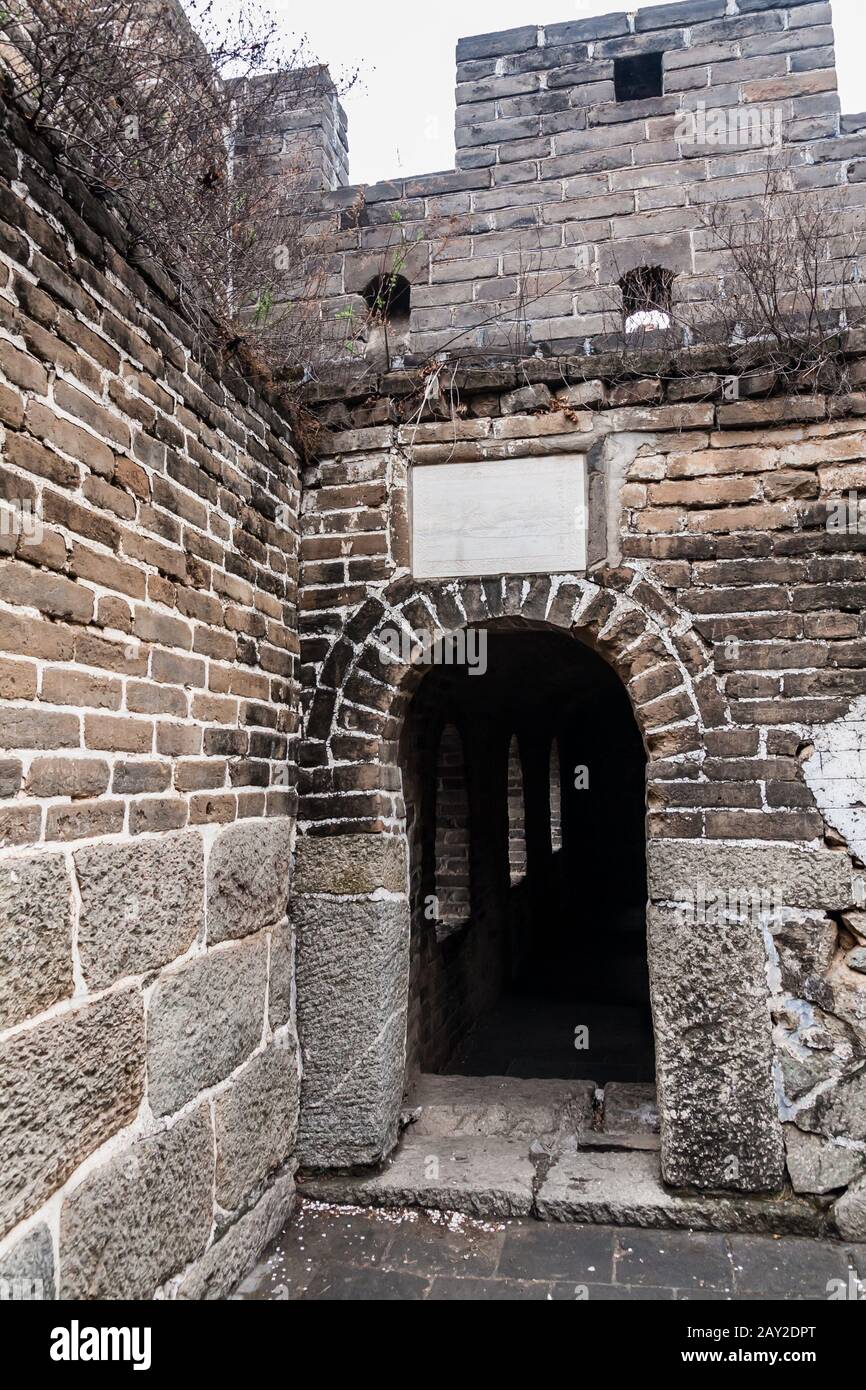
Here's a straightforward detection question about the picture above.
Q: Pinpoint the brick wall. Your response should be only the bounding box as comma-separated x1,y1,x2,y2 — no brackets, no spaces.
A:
296,359,866,1220
507,735,527,883
0,89,301,1297
434,721,471,929
233,67,349,192
549,739,562,853
287,0,866,366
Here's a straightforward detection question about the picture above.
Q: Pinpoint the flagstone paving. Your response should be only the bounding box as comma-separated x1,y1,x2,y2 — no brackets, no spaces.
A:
232,1199,866,1302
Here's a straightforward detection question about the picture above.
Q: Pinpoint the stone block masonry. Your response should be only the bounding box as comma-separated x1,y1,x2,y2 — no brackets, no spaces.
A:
0,86,301,1297
4,0,866,1297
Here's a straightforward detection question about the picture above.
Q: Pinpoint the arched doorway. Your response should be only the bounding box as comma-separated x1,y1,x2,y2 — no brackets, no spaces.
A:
293,575,784,1193
401,628,654,1089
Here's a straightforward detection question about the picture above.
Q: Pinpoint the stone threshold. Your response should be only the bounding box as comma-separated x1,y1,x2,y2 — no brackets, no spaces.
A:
298,1075,828,1237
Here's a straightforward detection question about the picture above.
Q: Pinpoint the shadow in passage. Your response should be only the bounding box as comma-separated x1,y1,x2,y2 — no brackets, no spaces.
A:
403,626,655,1089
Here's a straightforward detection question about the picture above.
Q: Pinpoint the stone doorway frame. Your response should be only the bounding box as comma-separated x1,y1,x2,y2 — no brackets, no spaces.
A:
292,573,786,1192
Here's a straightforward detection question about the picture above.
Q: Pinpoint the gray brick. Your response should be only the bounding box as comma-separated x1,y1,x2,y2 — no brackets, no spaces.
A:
472,183,545,212
664,41,739,70
412,283,473,308
790,45,836,73
544,192,635,224
497,136,554,164
738,0,828,13
456,27,537,63
554,119,647,156
455,75,539,107
589,95,680,124
490,159,541,186
455,115,540,149
789,1,833,21
544,14,629,44
455,148,497,170
745,25,833,57
498,91,570,121
502,42,589,76
455,98,496,129
790,91,841,118
595,31,688,59
688,12,785,45
786,113,839,143
707,54,790,85
456,58,496,83
431,255,500,285
545,61,612,90
635,0,726,29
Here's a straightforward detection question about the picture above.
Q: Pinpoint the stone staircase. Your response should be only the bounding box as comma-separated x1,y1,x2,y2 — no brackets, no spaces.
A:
300,1076,825,1235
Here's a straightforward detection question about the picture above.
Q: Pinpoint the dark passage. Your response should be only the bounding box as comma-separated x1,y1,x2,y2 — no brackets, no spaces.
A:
402,626,654,1087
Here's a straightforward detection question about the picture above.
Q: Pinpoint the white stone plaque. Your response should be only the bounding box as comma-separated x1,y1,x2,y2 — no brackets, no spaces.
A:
411,454,587,579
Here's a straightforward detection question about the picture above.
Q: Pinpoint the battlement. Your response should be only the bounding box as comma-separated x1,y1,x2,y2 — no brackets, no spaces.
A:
453,0,839,172
232,65,349,192
298,0,866,370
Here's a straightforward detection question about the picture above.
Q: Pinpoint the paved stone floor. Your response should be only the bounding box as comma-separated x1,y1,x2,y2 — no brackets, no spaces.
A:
233,1199,866,1301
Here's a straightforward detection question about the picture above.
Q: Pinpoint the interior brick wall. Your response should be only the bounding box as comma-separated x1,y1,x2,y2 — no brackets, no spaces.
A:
434,721,471,929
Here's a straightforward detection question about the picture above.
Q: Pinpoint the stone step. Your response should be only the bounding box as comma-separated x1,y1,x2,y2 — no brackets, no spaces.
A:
403,1074,661,1150
536,1151,823,1236
404,1073,594,1144
301,1141,824,1235
301,1136,536,1219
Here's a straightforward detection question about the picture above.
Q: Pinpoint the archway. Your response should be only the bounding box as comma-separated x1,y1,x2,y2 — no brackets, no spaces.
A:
293,575,784,1193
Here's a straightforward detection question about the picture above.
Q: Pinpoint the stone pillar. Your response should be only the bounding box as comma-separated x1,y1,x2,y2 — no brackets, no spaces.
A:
647,840,851,1193
293,834,410,1167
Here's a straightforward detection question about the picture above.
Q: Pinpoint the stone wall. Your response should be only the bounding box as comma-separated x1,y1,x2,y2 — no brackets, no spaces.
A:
294,0,866,365
0,90,301,1296
4,0,866,1288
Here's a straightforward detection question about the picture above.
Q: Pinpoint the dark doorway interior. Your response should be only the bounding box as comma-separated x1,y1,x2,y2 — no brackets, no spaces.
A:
402,627,654,1087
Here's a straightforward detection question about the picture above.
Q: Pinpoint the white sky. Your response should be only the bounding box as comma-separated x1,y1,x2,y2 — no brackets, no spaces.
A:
248,0,866,185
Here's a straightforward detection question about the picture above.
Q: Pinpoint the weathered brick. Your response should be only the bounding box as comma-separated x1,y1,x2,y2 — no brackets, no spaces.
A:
84,714,153,753
26,756,109,799
0,561,93,623
45,801,125,841
0,656,38,700
40,667,122,710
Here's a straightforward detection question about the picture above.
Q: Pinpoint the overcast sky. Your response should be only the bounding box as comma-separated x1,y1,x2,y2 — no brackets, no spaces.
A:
255,0,866,185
